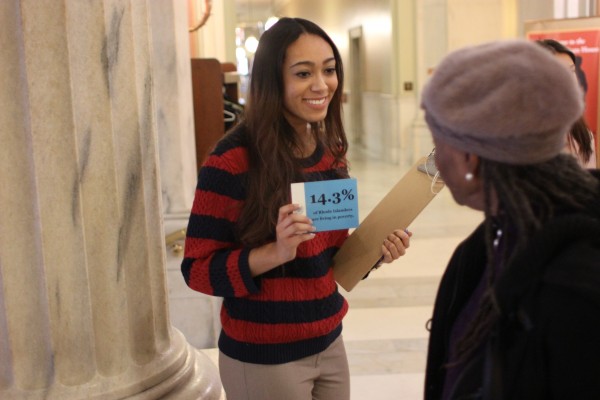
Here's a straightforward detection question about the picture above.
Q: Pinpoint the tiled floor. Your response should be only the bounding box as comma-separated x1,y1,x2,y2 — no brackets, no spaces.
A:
202,147,484,399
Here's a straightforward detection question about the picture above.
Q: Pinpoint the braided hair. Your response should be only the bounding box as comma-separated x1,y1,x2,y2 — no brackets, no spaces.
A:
452,154,598,364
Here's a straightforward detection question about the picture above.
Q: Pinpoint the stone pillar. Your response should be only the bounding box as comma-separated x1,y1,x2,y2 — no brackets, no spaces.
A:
0,0,221,398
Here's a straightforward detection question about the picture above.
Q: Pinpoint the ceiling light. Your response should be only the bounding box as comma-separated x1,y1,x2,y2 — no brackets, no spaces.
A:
244,36,259,53
265,16,279,30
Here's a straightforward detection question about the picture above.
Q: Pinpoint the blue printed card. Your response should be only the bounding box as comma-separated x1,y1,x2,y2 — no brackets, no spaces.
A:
291,178,359,232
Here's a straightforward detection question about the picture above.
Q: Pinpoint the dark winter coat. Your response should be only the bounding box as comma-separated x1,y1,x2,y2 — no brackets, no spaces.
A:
425,171,600,399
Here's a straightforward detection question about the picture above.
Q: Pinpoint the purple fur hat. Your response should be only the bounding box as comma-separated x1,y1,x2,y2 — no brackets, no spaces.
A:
421,40,583,164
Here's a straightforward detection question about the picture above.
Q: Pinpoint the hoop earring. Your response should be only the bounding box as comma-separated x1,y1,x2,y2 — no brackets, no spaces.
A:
465,172,474,181
430,171,443,194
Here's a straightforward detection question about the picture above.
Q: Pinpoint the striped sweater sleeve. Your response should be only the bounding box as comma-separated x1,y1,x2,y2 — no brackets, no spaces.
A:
181,136,260,297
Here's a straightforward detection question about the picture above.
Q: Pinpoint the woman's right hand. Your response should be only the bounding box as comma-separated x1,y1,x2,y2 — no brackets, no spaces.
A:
274,203,316,263
248,204,315,276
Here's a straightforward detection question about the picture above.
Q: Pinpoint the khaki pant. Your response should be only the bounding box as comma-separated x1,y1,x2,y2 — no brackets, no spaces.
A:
219,335,350,400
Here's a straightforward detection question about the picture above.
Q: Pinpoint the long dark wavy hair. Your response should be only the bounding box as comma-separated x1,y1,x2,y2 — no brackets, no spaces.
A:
535,39,593,164
235,17,348,247
453,155,598,364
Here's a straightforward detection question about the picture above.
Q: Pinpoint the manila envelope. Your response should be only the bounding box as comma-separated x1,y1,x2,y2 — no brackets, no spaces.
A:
333,157,444,292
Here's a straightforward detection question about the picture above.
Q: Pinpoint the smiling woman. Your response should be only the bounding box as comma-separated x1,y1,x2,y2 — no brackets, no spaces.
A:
282,34,339,152
181,17,413,400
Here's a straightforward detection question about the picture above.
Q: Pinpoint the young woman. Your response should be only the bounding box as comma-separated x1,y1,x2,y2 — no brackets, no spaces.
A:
536,38,597,168
421,40,600,399
182,17,411,400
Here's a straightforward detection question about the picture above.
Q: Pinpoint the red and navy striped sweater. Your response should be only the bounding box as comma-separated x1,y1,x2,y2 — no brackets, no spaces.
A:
182,128,349,364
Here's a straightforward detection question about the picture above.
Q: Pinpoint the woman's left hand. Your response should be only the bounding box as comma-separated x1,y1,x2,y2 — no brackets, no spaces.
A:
380,229,412,264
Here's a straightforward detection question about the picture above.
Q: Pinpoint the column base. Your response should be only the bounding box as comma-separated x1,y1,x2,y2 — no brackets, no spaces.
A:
130,331,224,399
0,329,223,400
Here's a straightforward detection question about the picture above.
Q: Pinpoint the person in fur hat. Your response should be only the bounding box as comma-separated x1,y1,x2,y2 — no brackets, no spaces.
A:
421,40,600,399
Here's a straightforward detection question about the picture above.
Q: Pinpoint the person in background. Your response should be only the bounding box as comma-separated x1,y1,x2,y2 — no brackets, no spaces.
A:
536,38,597,168
421,40,600,399
181,17,411,400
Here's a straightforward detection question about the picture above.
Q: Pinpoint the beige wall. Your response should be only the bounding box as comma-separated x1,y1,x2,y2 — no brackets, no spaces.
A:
273,0,522,94
188,0,237,62
447,0,518,51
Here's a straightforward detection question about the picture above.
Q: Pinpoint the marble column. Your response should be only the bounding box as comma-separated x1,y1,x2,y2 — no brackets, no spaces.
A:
0,0,221,398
